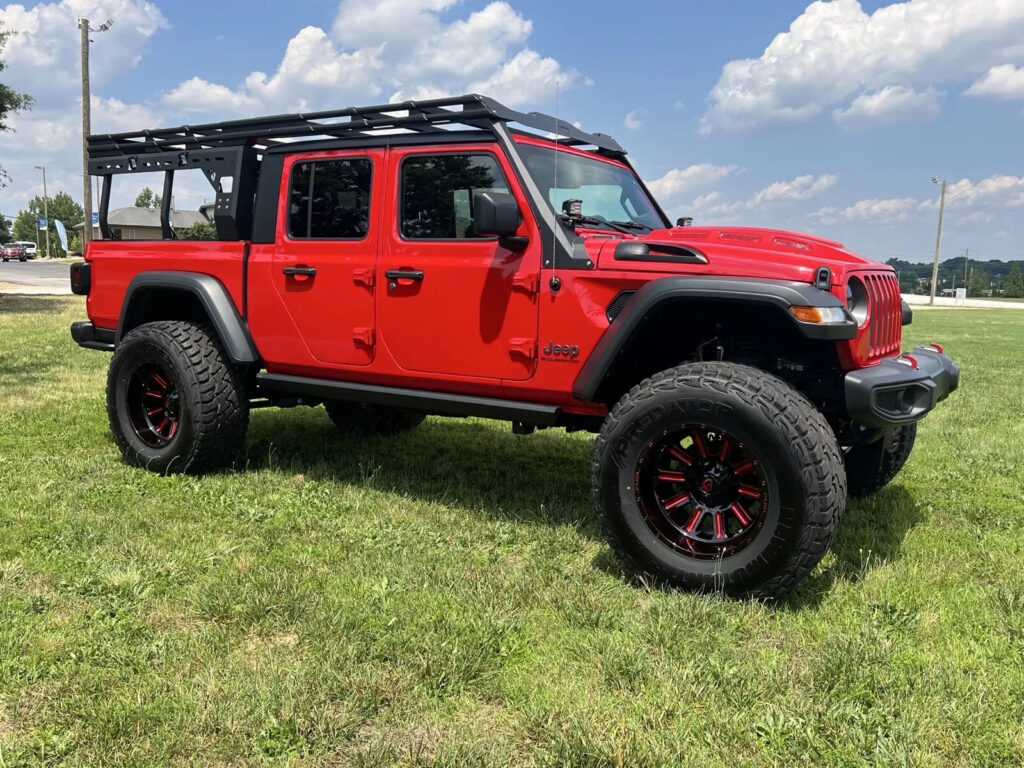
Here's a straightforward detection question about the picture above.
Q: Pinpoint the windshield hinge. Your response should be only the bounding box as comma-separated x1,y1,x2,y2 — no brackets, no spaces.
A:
353,268,375,289
508,337,537,359
352,327,375,347
512,272,540,294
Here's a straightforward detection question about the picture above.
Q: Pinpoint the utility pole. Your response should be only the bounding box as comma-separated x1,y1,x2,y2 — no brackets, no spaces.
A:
929,177,947,306
963,248,970,287
34,165,50,259
79,18,113,246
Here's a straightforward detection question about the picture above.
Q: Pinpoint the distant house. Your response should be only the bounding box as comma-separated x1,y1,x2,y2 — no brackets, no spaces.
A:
75,206,212,240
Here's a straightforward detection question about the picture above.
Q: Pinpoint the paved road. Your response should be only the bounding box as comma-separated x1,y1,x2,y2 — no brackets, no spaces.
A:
0,260,73,294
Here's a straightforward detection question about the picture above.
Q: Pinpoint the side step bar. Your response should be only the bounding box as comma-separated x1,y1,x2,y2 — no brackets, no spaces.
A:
255,372,562,425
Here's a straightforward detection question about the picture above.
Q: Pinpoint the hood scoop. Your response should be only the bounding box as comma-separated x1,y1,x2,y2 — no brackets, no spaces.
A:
614,240,708,265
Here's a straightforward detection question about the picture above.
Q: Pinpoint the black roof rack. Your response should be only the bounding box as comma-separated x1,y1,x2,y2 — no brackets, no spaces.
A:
87,93,625,158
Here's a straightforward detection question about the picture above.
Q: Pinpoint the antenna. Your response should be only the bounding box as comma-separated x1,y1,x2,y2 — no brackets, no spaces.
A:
550,82,560,292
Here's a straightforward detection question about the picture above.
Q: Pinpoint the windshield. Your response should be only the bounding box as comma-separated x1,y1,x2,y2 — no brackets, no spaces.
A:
517,143,666,230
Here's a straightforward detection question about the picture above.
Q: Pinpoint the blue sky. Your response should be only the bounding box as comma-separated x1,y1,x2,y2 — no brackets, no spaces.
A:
2,0,1022,263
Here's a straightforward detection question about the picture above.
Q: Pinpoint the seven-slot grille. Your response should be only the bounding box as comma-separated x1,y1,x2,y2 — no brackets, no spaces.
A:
863,271,902,361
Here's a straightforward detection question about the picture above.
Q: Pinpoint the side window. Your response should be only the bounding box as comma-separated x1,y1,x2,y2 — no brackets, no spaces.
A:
288,158,372,239
400,153,510,240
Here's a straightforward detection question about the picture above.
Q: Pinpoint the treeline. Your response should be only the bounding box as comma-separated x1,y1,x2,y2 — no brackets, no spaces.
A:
886,256,1024,298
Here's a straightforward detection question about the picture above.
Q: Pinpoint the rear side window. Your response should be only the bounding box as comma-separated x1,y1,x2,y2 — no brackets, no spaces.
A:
400,153,510,240
288,158,372,239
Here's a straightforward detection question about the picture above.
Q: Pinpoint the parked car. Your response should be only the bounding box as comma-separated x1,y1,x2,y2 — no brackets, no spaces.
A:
71,94,959,599
2,243,26,262
12,241,37,259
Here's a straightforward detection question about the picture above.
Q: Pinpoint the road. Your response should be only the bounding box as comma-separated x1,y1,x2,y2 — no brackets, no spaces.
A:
0,260,73,295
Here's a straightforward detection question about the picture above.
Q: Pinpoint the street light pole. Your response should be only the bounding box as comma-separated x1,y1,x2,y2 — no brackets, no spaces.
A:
929,177,947,306
78,17,113,247
34,165,50,259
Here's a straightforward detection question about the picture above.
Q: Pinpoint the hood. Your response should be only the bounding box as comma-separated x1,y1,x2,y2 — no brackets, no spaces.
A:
590,226,890,284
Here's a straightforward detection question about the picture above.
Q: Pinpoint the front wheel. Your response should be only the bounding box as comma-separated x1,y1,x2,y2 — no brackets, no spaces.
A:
107,321,249,474
592,362,846,600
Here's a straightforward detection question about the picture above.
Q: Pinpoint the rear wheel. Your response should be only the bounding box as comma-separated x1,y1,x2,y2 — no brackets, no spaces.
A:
592,362,846,600
844,423,917,498
324,401,425,435
107,321,249,474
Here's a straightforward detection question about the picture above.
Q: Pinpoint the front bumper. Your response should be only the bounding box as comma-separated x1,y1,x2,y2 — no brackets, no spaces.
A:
845,345,959,428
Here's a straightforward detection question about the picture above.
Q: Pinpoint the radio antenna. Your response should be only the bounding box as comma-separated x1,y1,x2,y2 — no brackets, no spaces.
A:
551,81,560,292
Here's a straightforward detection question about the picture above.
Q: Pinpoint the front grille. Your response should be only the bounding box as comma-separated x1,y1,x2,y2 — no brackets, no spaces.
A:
864,272,902,360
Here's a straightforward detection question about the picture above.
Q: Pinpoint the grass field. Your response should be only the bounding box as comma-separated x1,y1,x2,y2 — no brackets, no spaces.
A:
1,296,1022,767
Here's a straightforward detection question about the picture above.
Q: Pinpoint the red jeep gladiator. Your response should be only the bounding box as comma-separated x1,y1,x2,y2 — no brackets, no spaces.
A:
70,95,958,598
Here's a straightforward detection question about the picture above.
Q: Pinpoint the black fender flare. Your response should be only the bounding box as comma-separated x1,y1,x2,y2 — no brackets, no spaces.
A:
117,271,259,364
572,275,855,402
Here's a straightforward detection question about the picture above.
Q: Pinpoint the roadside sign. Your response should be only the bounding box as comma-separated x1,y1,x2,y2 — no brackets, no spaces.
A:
38,216,47,230
955,288,967,305
55,220,69,251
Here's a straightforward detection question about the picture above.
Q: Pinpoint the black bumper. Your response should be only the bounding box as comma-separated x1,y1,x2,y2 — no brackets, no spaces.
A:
845,345,959,429
71,321,116,352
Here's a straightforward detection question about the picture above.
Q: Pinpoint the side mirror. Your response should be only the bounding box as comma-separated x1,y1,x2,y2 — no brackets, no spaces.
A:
473,191,521,237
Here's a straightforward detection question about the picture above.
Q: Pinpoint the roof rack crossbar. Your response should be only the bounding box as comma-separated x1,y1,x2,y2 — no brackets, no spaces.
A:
87,93,625,157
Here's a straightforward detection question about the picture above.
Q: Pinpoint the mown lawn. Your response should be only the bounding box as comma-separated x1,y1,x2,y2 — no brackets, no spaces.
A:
1,296,1022,767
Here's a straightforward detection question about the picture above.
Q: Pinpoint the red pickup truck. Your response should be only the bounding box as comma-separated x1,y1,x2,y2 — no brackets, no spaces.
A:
70,95,958,598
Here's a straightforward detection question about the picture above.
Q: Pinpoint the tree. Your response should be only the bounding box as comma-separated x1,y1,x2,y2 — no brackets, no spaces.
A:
1004,262,1024,299
12,191,84,257
0,24,34,188
176,220,217,240
134,187,162,209
968,268,989,298
0,214,11,244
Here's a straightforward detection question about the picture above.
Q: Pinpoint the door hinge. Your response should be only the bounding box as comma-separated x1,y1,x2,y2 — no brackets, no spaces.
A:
353,268,375,289
508,337,537,359
353,327,376,347
512,272,540,294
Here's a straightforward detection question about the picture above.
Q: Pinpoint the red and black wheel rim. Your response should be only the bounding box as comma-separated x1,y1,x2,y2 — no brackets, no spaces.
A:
635,425,769,559
125,363,180,448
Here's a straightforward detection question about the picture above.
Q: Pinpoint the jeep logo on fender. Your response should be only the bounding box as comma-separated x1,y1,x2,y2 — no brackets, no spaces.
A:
542,341,579,359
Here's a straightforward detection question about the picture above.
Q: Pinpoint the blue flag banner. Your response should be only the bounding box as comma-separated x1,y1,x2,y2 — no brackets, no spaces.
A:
55,220,69,252
38,217,47,231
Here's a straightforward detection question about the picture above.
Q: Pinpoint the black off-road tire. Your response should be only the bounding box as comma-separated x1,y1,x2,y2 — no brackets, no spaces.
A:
324,401,425,436
844,423,917,498
592,361,846,600
107,321,249,474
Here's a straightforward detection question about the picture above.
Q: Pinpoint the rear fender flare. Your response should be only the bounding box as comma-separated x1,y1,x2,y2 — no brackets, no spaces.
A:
117,271,259,364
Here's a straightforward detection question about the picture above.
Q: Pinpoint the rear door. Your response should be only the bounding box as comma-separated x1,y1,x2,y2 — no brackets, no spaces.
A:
378,146,541,380
272,149,381,365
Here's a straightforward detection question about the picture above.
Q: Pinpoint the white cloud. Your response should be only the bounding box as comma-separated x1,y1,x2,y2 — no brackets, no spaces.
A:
966,64,1024,100
646,164,741,202
812,197,918,224
159,1,579,116
832,85,942,127
919,175,1024,208
686,173,837,221
0,0,168,109
701,0,1024,133
624,110,644,130
957,211,995,225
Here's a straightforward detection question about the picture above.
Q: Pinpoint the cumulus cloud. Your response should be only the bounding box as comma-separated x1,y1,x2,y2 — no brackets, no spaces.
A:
686,174,837,221
832,85,942,127
965,64,1024,100
812,197,919,224
919,175,1024,208
624,110,644,130
646,164,741,202
159,0,579,117
701,0,1024,133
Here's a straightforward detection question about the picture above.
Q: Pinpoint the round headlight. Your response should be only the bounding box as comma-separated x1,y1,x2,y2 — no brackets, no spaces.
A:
846,277,868,326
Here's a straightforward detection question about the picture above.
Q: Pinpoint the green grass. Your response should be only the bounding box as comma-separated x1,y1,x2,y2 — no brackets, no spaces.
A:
1,296,1022,767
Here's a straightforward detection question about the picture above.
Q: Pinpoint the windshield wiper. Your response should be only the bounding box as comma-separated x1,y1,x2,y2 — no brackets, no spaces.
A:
559,214,635,235
607,219,654,232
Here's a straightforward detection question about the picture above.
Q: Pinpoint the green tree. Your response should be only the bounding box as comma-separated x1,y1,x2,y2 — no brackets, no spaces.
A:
176,220,217,240
12,191,84,257
134,187,162,209
0,214,11,244
1004,262,1024,299
968,269,989,298
0,24,33,188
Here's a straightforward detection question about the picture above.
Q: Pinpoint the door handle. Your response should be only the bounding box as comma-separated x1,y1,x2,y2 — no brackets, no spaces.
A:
385,269,424,281
283,266,316,277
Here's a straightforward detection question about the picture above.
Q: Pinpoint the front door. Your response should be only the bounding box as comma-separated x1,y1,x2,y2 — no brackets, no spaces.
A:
272,149,381,365
378,146,541,381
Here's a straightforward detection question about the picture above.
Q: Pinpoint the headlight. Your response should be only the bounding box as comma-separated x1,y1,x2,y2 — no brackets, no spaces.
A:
845,277,868,326
789,306,850,324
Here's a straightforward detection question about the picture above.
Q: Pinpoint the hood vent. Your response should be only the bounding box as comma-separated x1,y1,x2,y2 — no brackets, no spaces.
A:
614,241,709,265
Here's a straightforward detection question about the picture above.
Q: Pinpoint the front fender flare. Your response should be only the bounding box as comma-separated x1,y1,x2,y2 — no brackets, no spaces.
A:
572,276,855,402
